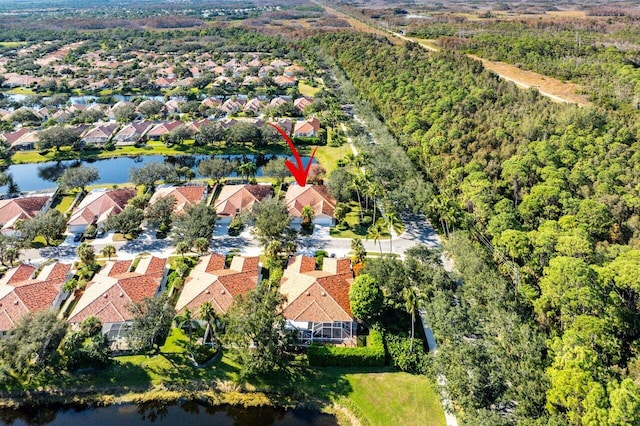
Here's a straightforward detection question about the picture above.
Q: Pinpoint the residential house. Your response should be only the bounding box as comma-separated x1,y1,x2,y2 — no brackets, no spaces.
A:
0,262,72,334
11,130,39,151
242,76,262,86
214,184,272,223
0,195,51,235
113,121,154,145
284,64,305,77
201,98,222,109
274,75,296,87
185,119,211,133
67,256,167,343
243,98,263,115
164,99,183,115
148,184,208,217
1,128,31,150
270,59,290,68
294,97,314,113
81,123,119,147
279,255,355,346
269,97,289,108
220,98,245,114
146,120,183,141
269,118,294,135
175,254,260,315
155,77,176,88
293,117,321,138
284,184,336,226
67,188,136,234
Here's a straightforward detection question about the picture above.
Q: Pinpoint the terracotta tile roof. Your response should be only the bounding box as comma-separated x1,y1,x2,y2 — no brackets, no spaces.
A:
279,255,353,323
204,253,226,274
287,255,316,274
1,264,36,285
108,260,133,277
149,185,207,216
293,117,320,136
284,185,336,219
147,120,183,137
0,262,71,332
175,254,259,315
68,188,136,227
0,195,50,233
68,256,166,325
0,128,31,145
214,184,272,218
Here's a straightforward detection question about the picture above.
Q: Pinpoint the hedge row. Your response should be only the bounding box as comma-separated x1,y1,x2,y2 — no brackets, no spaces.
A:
307,329,385,367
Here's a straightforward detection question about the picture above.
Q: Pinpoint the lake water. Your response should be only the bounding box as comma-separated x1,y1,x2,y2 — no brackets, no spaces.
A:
0,401,338,426
2,154,315,192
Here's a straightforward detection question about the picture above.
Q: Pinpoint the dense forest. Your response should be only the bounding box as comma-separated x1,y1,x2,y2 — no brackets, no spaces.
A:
317,32,640,425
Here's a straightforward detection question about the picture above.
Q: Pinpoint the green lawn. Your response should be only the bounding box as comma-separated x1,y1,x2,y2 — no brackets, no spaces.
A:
331,202,390,240
313,144,350,173
342,371,446,426
0,41,26,47
299,80,322,97
6,87,36,95
52,192,78,214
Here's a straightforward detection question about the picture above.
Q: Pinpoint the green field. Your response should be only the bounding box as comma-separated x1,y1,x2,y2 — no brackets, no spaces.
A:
299,80,322,97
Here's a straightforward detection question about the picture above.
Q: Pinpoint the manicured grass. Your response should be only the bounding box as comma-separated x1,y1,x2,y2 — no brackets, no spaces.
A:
342,371,446,426
52,192,78,214
6,87,36,95
313,144,350,173
0,41,25,47
299,80,321,97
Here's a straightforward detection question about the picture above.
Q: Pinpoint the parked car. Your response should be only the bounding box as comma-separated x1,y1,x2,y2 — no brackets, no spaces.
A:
73,234,83,242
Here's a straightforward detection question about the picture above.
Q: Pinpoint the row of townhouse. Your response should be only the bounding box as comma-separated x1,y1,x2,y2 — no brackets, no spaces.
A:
0,251,356,348
1,95,313,125
0,116,320,151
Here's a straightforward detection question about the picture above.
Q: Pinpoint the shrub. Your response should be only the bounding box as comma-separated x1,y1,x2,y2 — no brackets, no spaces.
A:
361,215,372,226
385,333,431,375
307,329,385,367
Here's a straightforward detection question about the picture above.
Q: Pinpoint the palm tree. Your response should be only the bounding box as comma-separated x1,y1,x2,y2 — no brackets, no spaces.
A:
177,308,195,343
350,238,366,264
193,237,209,255
101,244,116,260
366,181,383,224
237,161,257,182
383,211,403,254
366,219,385,254
301,205,315,230
176,241,190,258
403,287,422,352
199,301,218,346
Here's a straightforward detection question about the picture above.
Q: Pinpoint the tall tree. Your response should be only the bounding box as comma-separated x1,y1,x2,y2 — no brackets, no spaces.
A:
349,274,383,324
37,126,81,151
127,292,174,353
57,166,99,193
197,158,234,184
170,202,216,246
223,278,290,378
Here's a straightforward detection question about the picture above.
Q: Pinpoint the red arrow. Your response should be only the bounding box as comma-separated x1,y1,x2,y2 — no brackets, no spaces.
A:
268,123,317,186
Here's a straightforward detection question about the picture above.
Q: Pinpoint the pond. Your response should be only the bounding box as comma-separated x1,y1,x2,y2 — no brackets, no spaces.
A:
1,153,316,193
0,401,338,426
1,93,173,106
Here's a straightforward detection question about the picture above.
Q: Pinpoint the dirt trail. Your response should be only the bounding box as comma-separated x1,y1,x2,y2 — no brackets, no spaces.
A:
395,33,590,106
318,2,590,107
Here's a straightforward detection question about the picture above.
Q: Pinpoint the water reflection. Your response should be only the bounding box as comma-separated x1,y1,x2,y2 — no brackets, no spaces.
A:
0,401,338,426
1,154,316,193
